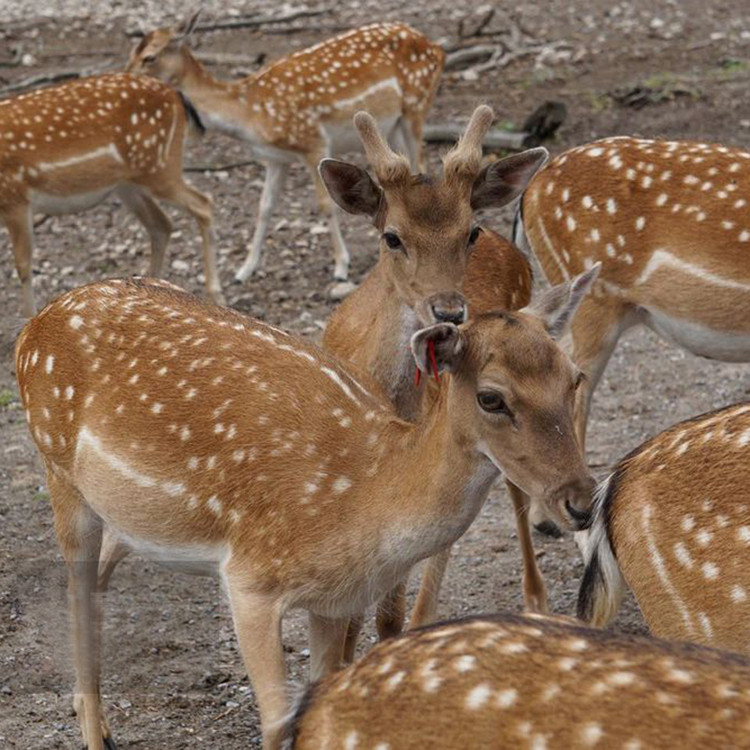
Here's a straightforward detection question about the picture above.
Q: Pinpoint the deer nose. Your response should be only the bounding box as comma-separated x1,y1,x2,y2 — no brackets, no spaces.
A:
557,475,597,530
429,293,468,326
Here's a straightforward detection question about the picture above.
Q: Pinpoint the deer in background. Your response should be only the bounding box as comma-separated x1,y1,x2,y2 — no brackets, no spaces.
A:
517,136,750,453
127,14,445,282
0,73,220,316
578,401,750,655
16,270,594,749
319,106,552,650
288,612,750,749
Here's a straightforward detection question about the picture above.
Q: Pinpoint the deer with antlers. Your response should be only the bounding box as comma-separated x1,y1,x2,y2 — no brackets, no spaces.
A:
517,136,750,454
127,15,445,282
288,612,750,748
0,72,221,317
577,401,750,655
319,106,551,650
16,267,594,748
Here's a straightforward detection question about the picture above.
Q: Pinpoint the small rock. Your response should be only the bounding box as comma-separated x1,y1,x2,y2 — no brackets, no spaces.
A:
310,223,328,235
328,281,357,301
171,259,190,272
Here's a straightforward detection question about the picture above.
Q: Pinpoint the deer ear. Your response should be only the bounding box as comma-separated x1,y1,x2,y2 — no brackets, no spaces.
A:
521,263,601,339
178,10,202,42
411,324,464,376
318,159,383,217
470,147,549,210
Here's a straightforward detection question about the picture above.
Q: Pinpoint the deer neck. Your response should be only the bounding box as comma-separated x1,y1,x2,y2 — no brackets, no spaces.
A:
329,263,427,422
371,387,498,567
177,50,263,143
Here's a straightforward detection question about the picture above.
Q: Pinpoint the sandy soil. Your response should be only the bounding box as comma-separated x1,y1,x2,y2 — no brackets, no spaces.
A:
0,1,749,746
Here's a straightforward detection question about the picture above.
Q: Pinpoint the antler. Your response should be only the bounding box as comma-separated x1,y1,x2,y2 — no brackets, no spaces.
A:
442,104,494,183
353,111,411,185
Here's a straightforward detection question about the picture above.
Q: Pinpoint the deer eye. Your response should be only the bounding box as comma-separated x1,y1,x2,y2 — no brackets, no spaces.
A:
383,232,403,251
143,54,158,64
468,226,482,245
477,391,511,416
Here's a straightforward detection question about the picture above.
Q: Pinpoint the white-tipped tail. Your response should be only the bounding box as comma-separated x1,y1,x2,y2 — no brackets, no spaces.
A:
576,472,626,626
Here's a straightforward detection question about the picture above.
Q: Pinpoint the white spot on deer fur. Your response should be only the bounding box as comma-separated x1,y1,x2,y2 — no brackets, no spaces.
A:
45,355,55,374
681,515,695,532
344,731,359,750
151,403,163,414
738,526,750,543
608,672,636,687
496,688,518,708
696,529,713,547
333,476,352,493
732,585,747,603
69,315,83,329
465,683,491,710
187,457,199,470
606,198,617,214
668,669,694,684
740,230,750,242
635,216,645,231
673,542,693,569
702,562,719,580
455,655,476,672
386,671,405,691
566,215,576,232
207,495,222,516
581,723,604,745
582,195,593,208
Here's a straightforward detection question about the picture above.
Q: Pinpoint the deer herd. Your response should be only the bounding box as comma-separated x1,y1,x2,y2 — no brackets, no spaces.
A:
4,11,750,750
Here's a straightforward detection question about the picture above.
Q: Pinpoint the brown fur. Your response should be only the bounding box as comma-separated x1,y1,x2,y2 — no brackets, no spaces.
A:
290,613,750,749
521,137,750,453
0,73,219,316
16,278,589,749
578,402,750,654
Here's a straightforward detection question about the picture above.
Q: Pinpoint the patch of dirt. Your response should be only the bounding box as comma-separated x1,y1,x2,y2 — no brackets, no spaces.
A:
1,1,749,747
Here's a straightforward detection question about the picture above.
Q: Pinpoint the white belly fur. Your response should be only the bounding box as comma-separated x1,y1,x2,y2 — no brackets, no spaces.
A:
31,187,115,215
645,308,750,362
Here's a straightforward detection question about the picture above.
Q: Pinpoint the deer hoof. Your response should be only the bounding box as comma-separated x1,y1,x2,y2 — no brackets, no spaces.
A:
533,520,562,539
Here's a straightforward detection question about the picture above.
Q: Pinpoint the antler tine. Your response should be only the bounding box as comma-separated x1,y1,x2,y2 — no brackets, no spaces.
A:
443,104,495,181
353,111,411,184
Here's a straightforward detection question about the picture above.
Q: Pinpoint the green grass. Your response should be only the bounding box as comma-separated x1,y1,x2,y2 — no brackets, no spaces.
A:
33,490,50,503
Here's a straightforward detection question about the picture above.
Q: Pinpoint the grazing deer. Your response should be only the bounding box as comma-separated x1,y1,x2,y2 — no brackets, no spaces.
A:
126,14,445,282
287,612,750,749
517,136,750,453
0,72,220,317
319,106,551,647
577,402,750,655
16,270,594,749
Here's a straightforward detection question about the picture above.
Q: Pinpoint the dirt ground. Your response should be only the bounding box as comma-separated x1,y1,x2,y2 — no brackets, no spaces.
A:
1,1,749,747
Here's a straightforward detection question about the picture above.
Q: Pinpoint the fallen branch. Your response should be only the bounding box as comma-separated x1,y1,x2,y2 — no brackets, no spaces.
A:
424,124,528,151
444,44,503,70
126,6,333,37
185,160,256,173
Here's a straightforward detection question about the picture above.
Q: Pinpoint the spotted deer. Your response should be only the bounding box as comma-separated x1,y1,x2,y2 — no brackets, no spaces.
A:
577,402,750,655
319,106,552,648
16,270,594,749
517,137,750,455
126,14,444,282
287,612,750,749
0,72,220,317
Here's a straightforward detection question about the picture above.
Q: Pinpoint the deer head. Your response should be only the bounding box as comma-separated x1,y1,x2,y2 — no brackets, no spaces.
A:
411,264,601,526
125,11,201,85
319,106,548,328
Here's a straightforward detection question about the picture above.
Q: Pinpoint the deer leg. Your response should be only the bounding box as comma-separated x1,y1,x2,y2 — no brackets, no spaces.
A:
4,203,35,317
399,117,424,173
409,549,451,629
507,480,548,614
309,160,350,281
342,613,365,664
308,612,349,682
234,161,289,283
97,528,130,592
376,581,407,641
149,179,223,305
47,468,112,750
225,582,287,749
116,184,173,277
